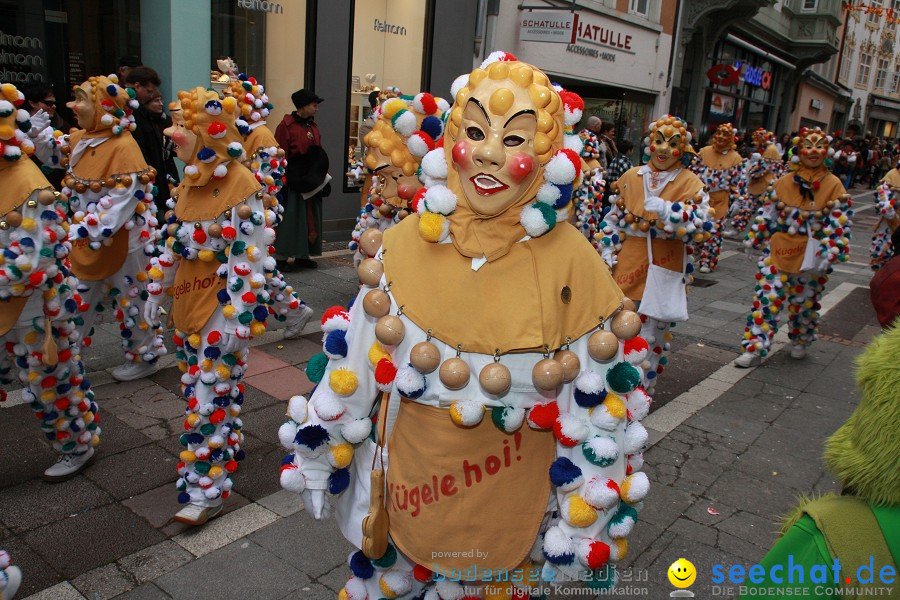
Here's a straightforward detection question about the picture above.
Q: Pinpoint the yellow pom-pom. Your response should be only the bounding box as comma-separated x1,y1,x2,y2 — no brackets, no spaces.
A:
563,495,597,527
1,83,17,101
250,321,266,337
41,390,56,403
223,305,236,319
418,211,446,242
222,96,238,113
338,589,349,600
330,443,354,468
198,249,216,262
601,393,626,420
186,413,200,427
329,368,359,396
200,358,213,372
136,271,148,282
613,538,628,560
0,125,15,141
21,218,36,231
381,98,406,119
149,266,164,280
208,465,224,479
24,330,39,345
188,334,201,348
216,365,232,380
368,341,390,367
180,450,197,462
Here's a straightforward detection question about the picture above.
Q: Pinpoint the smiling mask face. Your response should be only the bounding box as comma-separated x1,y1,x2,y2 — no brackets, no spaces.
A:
648,117,687,171
713,124,735,152
798,130,828,169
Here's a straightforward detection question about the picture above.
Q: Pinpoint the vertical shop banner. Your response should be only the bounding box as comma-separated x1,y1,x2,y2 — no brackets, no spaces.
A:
518,11,576,43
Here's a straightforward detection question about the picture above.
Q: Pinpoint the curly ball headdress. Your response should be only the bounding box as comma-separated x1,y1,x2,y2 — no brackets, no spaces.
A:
0,83,36,162
641,115,693,165
229,73,273,125
712,123,737,150
79,75,138,135
177,87,249,185
789,126,833,170
364,93,449,175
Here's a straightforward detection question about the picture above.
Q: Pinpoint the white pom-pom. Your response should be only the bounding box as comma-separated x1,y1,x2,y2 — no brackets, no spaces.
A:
627,452,644,473
436,580,465,600
545,152,577,184
497,406,525,432
626,387,651,422
0,100,13,114
536,182,562,206
620,472,650,503
436,98,450,113
450,74,469,102
590,403,622,431
542,525,574,560
556,413,590,445
279,464,306,493
423,185,457,215
421,148,448,180
394,365,426,398
623,422,648,455
450,400,485,426
344,578,368,600
583,476,621,510
278,421,299,449
213,164,228,178
322,309,350,333
407,132,431,157
574,370,605,395
393,110,417,137
520,204,552,237
790,155,800,164
564,107,582,127
314,390,346,420
100,114,114,126
288,395,309,423
479,50,510,69
341,418,372,444
564,134,584,155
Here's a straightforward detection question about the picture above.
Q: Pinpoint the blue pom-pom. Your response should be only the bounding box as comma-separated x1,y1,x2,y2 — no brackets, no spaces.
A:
574,386,606,408
177,492,191,504
553,183,573,209
282,453,295,465
324,329,348,358
420,116,443,140
204,347,221,360
106,84,118,97
216,289,230,304
329,467,350,494
543,544,575,566
294,424,329,450
350,551,375,579
549,456,582,487
197,147,216,162
253,305,268,322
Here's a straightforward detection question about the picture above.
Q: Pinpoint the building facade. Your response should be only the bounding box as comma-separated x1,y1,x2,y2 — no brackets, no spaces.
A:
1,0,478,234
671,0,842,142
484,0,678,160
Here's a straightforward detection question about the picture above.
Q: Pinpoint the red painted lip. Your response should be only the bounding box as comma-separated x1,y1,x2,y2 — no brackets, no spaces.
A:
470,173,509,195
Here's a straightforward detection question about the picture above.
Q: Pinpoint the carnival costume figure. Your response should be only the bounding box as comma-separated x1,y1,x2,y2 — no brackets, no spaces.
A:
598,116,713,394
689,123,747,273
58,75,164,382
279,55,654,599
572,106,607,250
0,83,100,480
737,127,852,367
349,93,449,267
145,88,267,525
733,129,784,236
0,550,21,600
230,74,314,338
870,164,899,270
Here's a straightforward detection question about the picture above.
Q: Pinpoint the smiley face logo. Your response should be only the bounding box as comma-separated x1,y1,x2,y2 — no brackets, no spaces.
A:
668,558,696,588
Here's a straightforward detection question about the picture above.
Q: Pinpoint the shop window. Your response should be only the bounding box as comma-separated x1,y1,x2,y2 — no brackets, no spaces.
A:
210,0,267,87
875,57,890,90
628,0,649,18
857,51,873,88
345,0,429,190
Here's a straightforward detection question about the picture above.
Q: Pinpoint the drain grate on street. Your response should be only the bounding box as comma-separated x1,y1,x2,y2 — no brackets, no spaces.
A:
690,277,717,288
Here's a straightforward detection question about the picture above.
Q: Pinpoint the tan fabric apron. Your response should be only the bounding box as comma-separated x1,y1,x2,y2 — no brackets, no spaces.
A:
769,232,808,274
69,227,129,281
171,259,225,334
387,399,555,572
613,236,684,301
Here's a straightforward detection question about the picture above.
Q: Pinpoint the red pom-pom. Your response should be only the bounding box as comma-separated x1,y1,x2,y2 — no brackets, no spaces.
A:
321,306,349,325
413,564,433,582
559,147,582,173
28,271,46,287
225,460,239,472
193,229,207,244
208,121,227,137
374,358,397,385
558,90,584,112
221,226,237,241
207,331,222,345
241,291,257,304
417,93,438,115
584,540,611,569
411,188,427,213
210,408,227,424
527,401,559,429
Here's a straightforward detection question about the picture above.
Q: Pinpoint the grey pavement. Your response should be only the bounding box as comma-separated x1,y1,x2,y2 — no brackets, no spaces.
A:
1,189,884,599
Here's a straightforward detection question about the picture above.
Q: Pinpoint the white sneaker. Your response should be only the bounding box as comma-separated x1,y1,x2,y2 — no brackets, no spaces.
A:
173,502,224,526
722,228,737,238
283,304,314,340
111,360,160,382
699,265,711,274
790,344,807,360
43,447,95,481
2,565,21,600
734,352,761,368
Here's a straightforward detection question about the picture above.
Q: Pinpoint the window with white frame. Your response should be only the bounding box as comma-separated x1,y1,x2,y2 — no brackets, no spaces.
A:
891,70,900,94
629,0,649,17
876,57,890,89
857,50,873,87
869,0,883,25
840,41,853,82
802,0,818,10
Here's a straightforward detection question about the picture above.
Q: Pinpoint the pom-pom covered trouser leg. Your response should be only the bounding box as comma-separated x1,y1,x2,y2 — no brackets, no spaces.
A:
638,316,672,394
741,254,784,357
785,272,827,348
697,224,723,271
265,268,305,323
869,223,894,270
731,194,761,235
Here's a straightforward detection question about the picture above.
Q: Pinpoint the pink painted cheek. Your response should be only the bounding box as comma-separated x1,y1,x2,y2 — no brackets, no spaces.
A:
452,141,472,168
506,153,534,183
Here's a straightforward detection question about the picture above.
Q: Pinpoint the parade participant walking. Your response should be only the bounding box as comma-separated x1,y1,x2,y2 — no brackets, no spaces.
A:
870,161,899,270
0,83,100,479
145,87,267,526
279,57,653,598
598,116,713,392
59,75,164,381
349,92,448,267
689,123,747,273
230,74,314,338
737,127,852,367
573,115,606,248
275,89,330,270
730,129,783,237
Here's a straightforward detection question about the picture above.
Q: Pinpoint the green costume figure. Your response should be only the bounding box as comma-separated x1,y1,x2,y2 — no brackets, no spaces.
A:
740,324,899,599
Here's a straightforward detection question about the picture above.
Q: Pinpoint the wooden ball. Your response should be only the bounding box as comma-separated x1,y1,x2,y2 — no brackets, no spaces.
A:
357,258,384,287
639,221,650,232
139,173,150,184
207,223,223,238
5,211,22,228
397,209,410,220
74,182,87,194
237,204,253,220
64,177,76,189
375,315,405,346
439,358,470,390
479,362,511,395
553,349,581,383
363,289,391,318
377,203,394,218
611,310,642,340
588,329,619,362
409,341,440,374
89,181,102,193
532,358,563,391
622,298,637,312
359,228,384,257
120,175,133,187
37,189,57,205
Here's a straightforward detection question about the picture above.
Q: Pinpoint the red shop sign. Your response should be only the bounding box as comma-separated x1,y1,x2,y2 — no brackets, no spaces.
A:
707,64,739,86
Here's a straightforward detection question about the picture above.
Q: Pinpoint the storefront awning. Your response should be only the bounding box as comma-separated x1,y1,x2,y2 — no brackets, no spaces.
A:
725,34,796,70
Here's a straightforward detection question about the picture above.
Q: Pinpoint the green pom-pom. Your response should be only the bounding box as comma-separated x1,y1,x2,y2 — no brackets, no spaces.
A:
305,353,329,384
534,201,557,229
606,361,641,394
370,542,397,567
